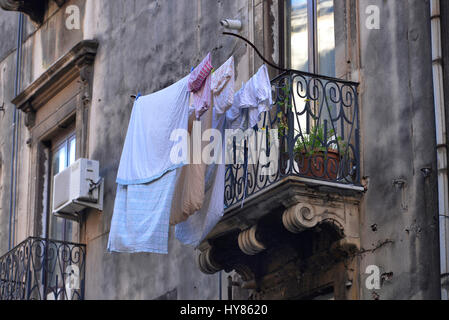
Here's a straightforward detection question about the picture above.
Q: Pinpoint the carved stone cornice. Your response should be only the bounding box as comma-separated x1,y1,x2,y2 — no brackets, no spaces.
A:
11,40,98,128
0,0,66,25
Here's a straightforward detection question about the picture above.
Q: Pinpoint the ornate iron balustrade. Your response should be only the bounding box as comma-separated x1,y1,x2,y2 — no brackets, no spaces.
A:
225,70,360,208
0,237,86,300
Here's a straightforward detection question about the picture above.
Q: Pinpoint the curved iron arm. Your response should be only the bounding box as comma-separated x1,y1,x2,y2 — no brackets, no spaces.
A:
222,32,359,86
223,32,288,73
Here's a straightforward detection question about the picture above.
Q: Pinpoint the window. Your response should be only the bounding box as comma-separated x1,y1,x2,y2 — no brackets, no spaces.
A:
9,40,97,252
48,132,79,243
287,0,336,76
285,0,338,131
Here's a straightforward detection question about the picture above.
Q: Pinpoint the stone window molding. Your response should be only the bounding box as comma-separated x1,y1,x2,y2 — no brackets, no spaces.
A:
0,0,66,25
12,40,98,131
9,39,98,238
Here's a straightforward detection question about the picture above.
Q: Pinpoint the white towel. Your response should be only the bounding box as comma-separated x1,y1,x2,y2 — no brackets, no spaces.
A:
226,64,272,130
116,76,190,185
109,75,190,254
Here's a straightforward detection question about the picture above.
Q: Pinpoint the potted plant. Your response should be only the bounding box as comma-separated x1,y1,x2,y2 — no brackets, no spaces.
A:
292,123,346,180
274,83,347,181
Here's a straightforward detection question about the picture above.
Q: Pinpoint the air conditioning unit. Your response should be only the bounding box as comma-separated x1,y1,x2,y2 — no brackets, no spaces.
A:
52,158,104,221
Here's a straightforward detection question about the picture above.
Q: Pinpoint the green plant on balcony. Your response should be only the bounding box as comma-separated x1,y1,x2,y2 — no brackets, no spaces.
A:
276,84,292,139
292,122,347,180
294,123,346,157
273,82,349,180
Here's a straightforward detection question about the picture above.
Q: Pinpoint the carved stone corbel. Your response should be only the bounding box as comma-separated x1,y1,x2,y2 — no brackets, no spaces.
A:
238,225,266,255
78,65,93,106
22,101,36,128
282,203,345,234
0,0,46,25
197,248,222,275
0,1,68,25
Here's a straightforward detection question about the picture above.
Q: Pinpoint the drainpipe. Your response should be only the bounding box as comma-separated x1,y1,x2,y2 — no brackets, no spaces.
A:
218,271,222,300
8,13,24,250
430,0,449,300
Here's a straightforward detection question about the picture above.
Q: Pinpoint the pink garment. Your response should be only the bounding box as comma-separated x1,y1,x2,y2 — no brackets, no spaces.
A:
189,53,213,119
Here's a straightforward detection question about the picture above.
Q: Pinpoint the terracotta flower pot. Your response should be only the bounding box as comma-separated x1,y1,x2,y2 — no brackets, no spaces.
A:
295,149,341,181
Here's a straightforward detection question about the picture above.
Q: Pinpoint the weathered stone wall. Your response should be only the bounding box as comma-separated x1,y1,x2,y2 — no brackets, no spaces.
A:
0,0,443,300
81,0,253,300
0,9,18,255
358,0,440,299
0,0,259,300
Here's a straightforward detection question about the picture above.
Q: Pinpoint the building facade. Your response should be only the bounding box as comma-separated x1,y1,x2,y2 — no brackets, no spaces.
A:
0,0,447,300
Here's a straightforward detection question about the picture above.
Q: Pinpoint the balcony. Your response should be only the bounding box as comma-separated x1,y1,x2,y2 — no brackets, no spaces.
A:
198,70,363,298
0,237,86,300
224,69,361,209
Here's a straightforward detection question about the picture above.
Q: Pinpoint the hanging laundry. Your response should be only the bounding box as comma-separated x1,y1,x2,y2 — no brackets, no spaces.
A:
189,53,213,119
170,108,212,226
116,76,191,185
107,170,179,254
170,56,235,226
175,110,226,247
226,82,247,130
108,75,190,254
226,64,272,130
242,64,272,129
211,56,235,114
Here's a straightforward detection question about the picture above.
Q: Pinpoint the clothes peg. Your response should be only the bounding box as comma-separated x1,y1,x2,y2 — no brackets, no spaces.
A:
130,92,142,101
191,67,194,73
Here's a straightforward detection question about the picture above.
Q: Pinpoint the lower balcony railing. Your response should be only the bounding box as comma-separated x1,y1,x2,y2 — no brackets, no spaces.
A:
225,70,360,208
0,237,86,300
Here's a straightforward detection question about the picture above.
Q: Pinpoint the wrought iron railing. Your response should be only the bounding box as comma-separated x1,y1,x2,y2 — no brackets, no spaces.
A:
0,237,86,300
225,70,360,207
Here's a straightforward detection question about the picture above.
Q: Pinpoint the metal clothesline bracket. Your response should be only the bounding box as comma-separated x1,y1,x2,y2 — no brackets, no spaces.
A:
222,32,288,73
222,32,359,86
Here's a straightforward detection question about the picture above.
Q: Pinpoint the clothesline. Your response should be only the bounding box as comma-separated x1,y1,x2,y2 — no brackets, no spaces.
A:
129,32,279,103
109,42,273,254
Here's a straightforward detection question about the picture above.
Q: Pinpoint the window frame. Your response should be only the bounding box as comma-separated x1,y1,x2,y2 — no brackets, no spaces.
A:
48,130,77,243
9,41,97,244
285,0,336,76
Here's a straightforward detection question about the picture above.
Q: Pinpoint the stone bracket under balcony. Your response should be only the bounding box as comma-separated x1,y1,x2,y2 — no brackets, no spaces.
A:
197,177,363,299
0,0,66,25
199,176,363,247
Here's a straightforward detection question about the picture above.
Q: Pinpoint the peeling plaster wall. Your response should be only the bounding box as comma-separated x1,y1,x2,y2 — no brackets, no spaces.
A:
358,0,440,300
